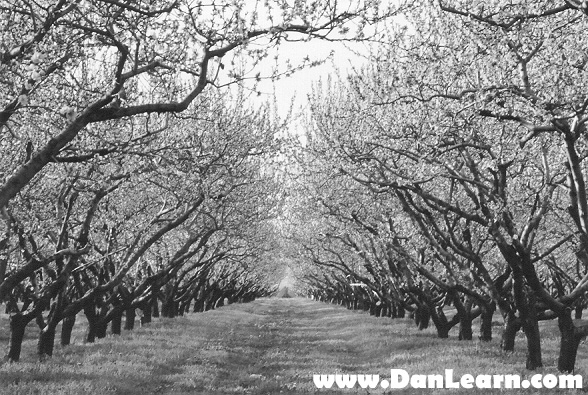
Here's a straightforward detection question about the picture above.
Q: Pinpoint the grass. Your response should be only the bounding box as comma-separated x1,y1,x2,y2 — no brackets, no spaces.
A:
0,298,586,394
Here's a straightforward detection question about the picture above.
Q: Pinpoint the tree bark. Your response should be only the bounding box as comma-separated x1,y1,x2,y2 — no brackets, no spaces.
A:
510,261,542,369
111,309,123,335
557,309,588,373
6,313,28,362
152,295,160,317
193,298,204,313
95,318,108,339
61,315,76,345
382,303,389,317
522,291,542,370
124,308,136,330
397,305,405,318
501,312,521,351
458,314,473,340
521,288,543,370
436,324,451,338
575,306,583,319
362,300,370,312
84,306,98,343
456,297,474,341
37,324,56,359
162,298,176,318
141,303,152,326
479,304,494,341
414,304,430,330
429,301,459,339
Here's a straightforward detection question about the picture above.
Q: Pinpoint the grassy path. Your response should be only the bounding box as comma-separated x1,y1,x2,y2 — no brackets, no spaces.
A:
1,298,586,394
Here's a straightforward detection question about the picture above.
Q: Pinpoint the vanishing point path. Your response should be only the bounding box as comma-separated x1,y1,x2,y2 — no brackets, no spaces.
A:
2,298,583,394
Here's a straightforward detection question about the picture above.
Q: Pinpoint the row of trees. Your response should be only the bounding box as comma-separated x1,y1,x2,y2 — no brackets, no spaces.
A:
288,0,588,374
0,0,400,362
1,88,284,361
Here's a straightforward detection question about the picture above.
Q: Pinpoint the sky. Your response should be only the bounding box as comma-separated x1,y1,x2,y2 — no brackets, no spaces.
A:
259,39,370,120
227,0,378,121
213,22,379,131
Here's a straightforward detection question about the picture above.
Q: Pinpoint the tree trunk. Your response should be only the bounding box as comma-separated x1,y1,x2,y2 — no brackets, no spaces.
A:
414,305,430,330
84,308,98,344
458,314,473,340
511,254,542,370
479,305,494,341
35,310,45,330
6,313,28,362
5,298,18,314
501,311,520,351
111,309,123,335
152,297,160,318
124,308,136,330
141,303,152,326
193,298,204,313
429,304,458,339
61,315,76,346
524,322,542,370
162,298,176,318
362,301,370,312
522,293,542,370
204,297,213,311
437,324,451,339
181,299,191,315
557,309,588,373
37,324,56,359
575,306,583,319
95,316,108,339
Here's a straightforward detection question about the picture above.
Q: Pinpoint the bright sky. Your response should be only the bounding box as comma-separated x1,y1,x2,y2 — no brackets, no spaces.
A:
215,24,376,130
262,39,369,119
233,1,375,120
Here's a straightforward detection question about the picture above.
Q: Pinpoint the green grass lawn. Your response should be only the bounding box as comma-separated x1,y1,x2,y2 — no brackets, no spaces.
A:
0,298,586,394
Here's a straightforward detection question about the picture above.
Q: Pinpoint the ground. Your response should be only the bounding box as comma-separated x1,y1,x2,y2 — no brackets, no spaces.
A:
0,298,586,394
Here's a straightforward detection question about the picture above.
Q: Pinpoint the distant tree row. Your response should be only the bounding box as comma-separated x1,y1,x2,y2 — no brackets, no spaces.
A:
1,87,284,362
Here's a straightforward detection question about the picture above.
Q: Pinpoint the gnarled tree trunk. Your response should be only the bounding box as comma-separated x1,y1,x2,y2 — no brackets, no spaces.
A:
501,311,521,352
6,313,28,362
61,314,76,345
124,308,136,330
84,304,98,343
141,302,152,326
521,290,542,370
479,303,495,341
557,309,588,373
111,309,123,335
37,324,57,359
